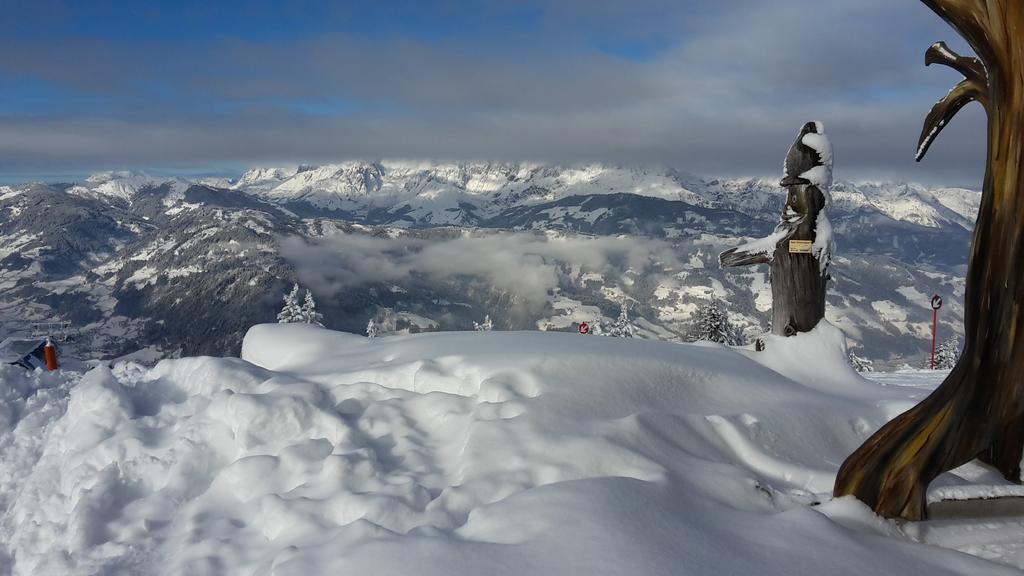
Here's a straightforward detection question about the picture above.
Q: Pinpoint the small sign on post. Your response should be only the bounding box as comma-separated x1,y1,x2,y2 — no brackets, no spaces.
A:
931,294,943,369
788,240,813,254
578,322,590,335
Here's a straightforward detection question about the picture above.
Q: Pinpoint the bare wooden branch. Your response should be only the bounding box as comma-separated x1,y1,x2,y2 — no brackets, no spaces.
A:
780,175,811,187
915,78,985,161
719,248,771,268
920,0,991,59
925,41,988,89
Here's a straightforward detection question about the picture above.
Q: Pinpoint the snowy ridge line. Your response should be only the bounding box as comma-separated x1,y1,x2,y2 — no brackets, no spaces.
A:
44,163,981,230
228,161,980,231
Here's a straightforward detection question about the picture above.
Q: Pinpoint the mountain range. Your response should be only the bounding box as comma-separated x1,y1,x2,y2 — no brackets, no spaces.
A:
0,162,976,368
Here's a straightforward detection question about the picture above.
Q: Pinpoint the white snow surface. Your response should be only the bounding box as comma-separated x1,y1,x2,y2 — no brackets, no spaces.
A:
0,325,1020,575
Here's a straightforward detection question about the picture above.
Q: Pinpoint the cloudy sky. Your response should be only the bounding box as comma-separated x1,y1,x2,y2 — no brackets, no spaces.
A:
0,0,988,185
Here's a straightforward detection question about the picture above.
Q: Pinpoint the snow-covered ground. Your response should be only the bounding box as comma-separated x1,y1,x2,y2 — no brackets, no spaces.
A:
0,325,1020,575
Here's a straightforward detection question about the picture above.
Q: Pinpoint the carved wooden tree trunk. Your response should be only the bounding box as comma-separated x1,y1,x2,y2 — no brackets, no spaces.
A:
769,185,827,336
720,122,831,336
833,0,1024,521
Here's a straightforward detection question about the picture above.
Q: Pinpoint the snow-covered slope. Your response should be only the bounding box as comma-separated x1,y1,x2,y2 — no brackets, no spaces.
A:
831,181,979,230
0,325,1019,574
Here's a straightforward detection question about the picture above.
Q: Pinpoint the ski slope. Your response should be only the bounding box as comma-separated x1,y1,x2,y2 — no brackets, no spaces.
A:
0,324,1020,575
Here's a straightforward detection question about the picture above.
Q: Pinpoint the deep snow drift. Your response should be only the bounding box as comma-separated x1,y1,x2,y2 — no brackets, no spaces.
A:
0,324,1020,575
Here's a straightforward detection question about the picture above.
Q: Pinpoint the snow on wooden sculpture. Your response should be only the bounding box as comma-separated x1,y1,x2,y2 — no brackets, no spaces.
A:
834,0,1024,521
720,121,834,336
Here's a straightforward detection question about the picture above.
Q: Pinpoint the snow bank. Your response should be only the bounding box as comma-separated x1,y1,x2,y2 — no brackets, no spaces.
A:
813,210,834,274
802,122,835,274
800,122,833,191
0,325,1018,575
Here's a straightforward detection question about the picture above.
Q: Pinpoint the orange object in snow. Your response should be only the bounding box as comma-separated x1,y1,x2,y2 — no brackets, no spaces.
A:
44,340,58,371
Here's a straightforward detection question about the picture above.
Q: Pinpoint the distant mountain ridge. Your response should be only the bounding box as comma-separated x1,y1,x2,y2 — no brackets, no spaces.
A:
222,161,980,230
0,163,976,368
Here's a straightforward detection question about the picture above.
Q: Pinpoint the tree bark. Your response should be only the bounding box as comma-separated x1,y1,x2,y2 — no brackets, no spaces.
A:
834,0,1024,521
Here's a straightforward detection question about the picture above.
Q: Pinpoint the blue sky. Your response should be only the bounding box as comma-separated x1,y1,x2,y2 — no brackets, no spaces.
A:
0,0,988,185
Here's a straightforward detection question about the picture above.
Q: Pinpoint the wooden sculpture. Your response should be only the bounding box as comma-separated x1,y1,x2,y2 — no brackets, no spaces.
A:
834,0,1024,521
720,122,834,336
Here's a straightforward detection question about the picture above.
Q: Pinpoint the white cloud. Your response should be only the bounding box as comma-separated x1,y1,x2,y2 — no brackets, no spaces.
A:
277,230,682,311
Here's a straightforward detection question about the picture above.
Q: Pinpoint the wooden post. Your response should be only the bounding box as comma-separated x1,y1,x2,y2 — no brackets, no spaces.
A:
720,122,833,336
834,0,1024,521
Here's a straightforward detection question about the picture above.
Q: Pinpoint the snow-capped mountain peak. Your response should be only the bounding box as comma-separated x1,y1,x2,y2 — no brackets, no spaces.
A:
71,171,192,204
224,161,980,231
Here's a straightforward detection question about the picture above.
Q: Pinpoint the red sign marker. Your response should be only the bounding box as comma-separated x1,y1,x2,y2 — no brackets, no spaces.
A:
578,322,590,335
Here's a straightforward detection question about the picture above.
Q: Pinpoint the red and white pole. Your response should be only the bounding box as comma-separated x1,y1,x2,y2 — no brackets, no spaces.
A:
930,294,943,370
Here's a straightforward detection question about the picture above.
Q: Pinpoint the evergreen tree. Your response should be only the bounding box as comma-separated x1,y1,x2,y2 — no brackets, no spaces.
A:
693,300,743,345
366,318,379,339
607,304,635,338
848,350,874,373
474,315,493,331
301,290,324,326
935,335,961,370
276,283,303,323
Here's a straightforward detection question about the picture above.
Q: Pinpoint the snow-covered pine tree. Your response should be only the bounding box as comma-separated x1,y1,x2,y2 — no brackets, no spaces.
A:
693,300,743,345
366,318,379,339
474,315,493,331
301,290,324,326
276,283,303,323
694,301,721,342
607,304,635,338
848,350,874,373
935,335,961,370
